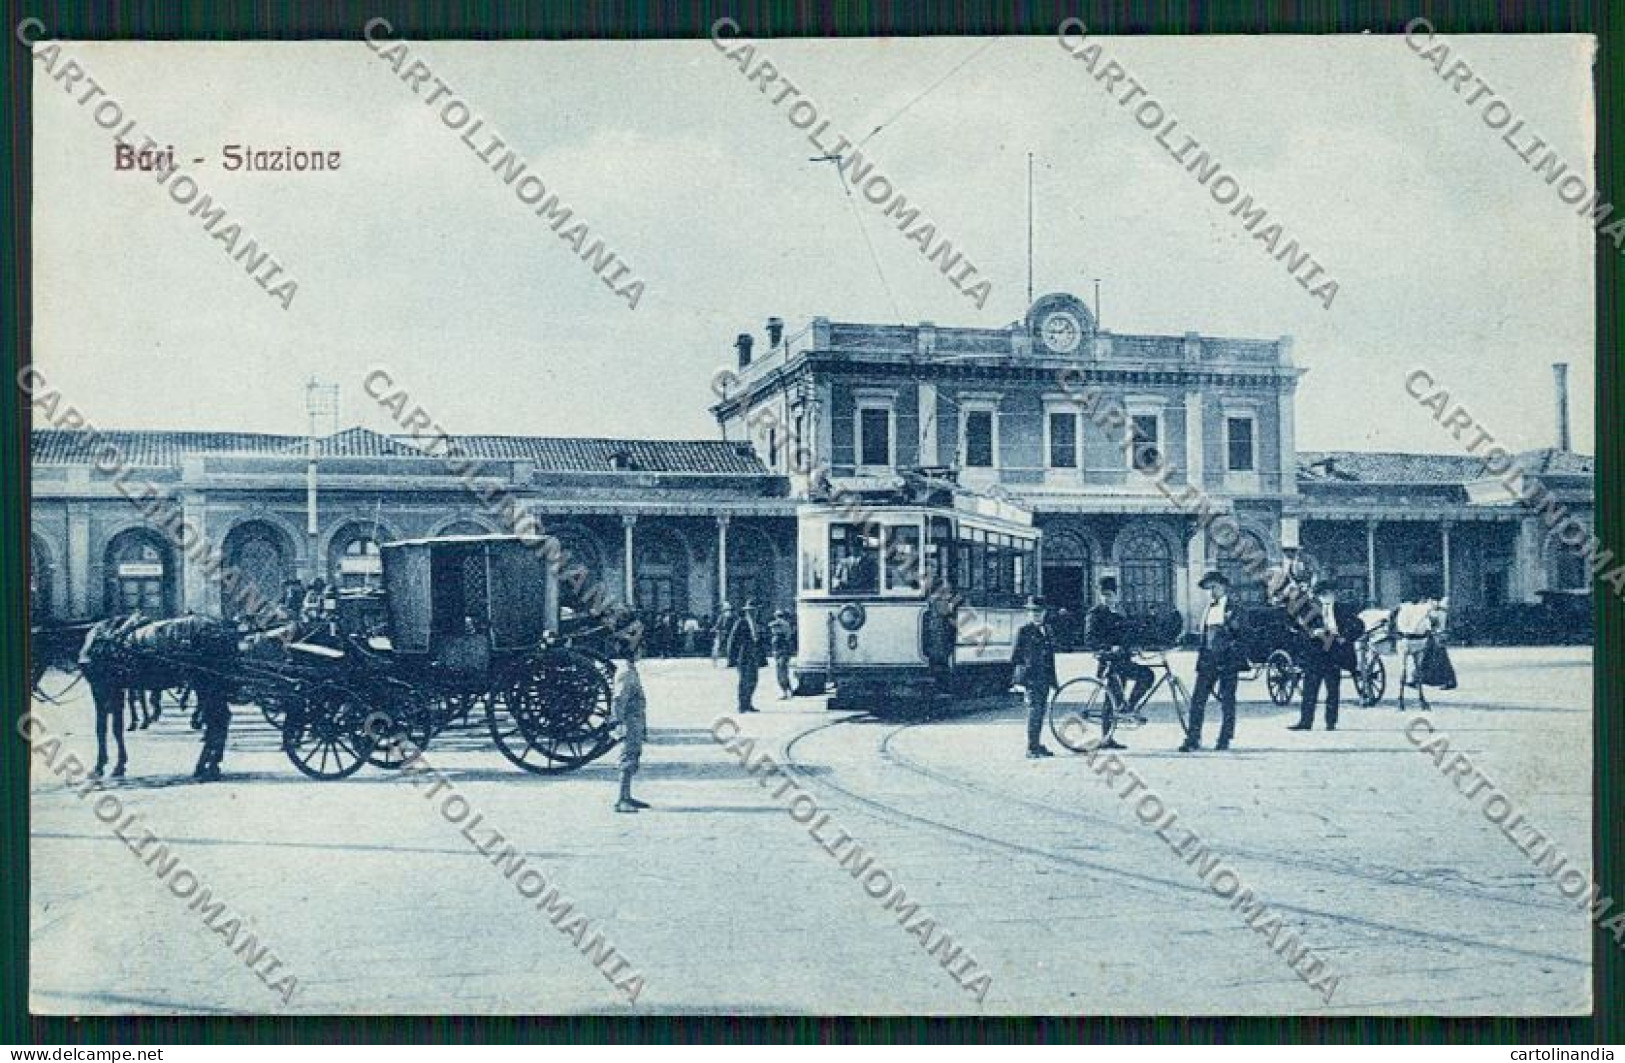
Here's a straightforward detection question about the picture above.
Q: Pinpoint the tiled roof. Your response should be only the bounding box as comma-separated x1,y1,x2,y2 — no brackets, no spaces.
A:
1299,449,1594,485
284,427,422,458
29,430,293,467
1298,451,1490,484
32,428,770,476
434,436,767,474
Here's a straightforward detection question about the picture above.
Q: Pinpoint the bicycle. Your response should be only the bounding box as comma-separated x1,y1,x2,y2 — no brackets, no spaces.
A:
1047,650,1190,753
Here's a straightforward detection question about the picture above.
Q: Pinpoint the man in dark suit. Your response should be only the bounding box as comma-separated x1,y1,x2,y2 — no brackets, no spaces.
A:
1182,571,1246,752
1012,595,1060,758
726,599,766,714
1085,576,1153,751
1290,579,1366,732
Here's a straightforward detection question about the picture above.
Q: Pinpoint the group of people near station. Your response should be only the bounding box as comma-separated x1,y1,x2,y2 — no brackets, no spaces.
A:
1012,548,1456,759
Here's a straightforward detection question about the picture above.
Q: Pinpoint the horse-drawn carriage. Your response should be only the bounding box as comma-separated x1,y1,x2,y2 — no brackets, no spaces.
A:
43,534,622,781
1232,603,1386,708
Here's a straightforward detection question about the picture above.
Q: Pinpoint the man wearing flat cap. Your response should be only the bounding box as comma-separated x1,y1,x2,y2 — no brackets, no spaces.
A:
1011,595,1060,758
1290,579,1365,732
1183,570,1245,752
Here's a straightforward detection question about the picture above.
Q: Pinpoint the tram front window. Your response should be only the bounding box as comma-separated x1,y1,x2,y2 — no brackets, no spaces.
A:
884,525,922,592
830,523,880,594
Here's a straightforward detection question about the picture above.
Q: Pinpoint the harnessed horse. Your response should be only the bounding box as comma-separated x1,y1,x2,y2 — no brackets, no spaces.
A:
80,614,241,780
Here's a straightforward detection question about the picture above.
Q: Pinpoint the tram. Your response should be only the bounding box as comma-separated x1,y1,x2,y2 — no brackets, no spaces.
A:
793,469,1041,710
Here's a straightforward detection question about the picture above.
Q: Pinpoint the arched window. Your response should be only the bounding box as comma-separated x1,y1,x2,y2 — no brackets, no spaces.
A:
1040,530,1093,615
328,523,386,590
221,520,294,620
1118,528,1174,617
548,524,605,616
104,529,177,617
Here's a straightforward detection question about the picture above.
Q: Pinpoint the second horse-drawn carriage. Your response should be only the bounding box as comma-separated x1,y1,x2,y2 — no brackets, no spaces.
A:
1234,601,1386,708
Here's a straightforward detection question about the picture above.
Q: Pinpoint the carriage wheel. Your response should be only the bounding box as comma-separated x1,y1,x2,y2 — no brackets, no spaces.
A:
1048,677,1112,753
485,649,615,774
1355,654,1386,707
282,685,376,780
1265,650,1299,706
363,683,435,770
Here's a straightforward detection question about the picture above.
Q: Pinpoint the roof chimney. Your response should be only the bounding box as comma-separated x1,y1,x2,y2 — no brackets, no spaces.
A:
735,333,754,369
1552,362,1571,451
766,317,784,348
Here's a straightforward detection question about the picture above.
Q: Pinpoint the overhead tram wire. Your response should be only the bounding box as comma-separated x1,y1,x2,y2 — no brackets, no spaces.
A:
854,38,1003,151
808,38,1003,327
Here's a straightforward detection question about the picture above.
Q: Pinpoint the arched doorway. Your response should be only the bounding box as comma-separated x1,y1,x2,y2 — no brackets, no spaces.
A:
547,523,605,615
328,522,387,590
726,524,778,611
1040,529,1094,617
635,525,691,616
30,534,55,621
104,528,177,617
221,520,295,619
1117,526,1174,617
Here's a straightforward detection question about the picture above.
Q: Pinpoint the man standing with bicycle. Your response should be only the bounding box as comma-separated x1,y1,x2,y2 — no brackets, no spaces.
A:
1085,576,1153,751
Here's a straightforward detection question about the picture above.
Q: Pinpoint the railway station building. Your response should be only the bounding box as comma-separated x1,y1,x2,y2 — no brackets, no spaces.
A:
710,293,1595,633
30,291,1594,638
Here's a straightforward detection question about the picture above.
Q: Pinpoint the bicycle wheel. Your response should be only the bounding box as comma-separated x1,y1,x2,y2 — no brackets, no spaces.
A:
1049,676,1113,753
1167,674,1191,736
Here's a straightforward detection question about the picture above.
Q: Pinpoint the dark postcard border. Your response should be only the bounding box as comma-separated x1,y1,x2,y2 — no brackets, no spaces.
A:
1,0,1615,1047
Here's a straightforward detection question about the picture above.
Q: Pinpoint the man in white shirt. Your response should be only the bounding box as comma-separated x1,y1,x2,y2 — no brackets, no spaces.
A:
1182,571,1244,752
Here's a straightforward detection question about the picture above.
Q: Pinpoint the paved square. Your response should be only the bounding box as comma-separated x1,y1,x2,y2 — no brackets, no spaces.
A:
27,646,1592,1014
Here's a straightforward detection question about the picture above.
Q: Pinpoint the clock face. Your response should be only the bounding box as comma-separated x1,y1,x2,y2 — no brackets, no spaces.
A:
1039,311,1083,354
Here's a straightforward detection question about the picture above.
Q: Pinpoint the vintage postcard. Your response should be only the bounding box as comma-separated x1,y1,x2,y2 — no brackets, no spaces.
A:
22,25,1603,1016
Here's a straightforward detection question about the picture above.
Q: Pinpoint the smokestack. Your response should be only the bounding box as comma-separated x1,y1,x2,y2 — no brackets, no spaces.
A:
1552,362,1571,451
766,317,784,348
735,333,755,369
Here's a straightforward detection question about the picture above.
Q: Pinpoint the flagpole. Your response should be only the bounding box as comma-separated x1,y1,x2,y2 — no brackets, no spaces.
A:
1025,152,1034,308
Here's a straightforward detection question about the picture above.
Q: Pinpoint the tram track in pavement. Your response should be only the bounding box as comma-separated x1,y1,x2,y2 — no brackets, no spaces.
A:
779,708,1586,971
876,721,1578,916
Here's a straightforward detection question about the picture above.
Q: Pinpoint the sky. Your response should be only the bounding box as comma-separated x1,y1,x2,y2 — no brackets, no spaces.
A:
31,31,1597,455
